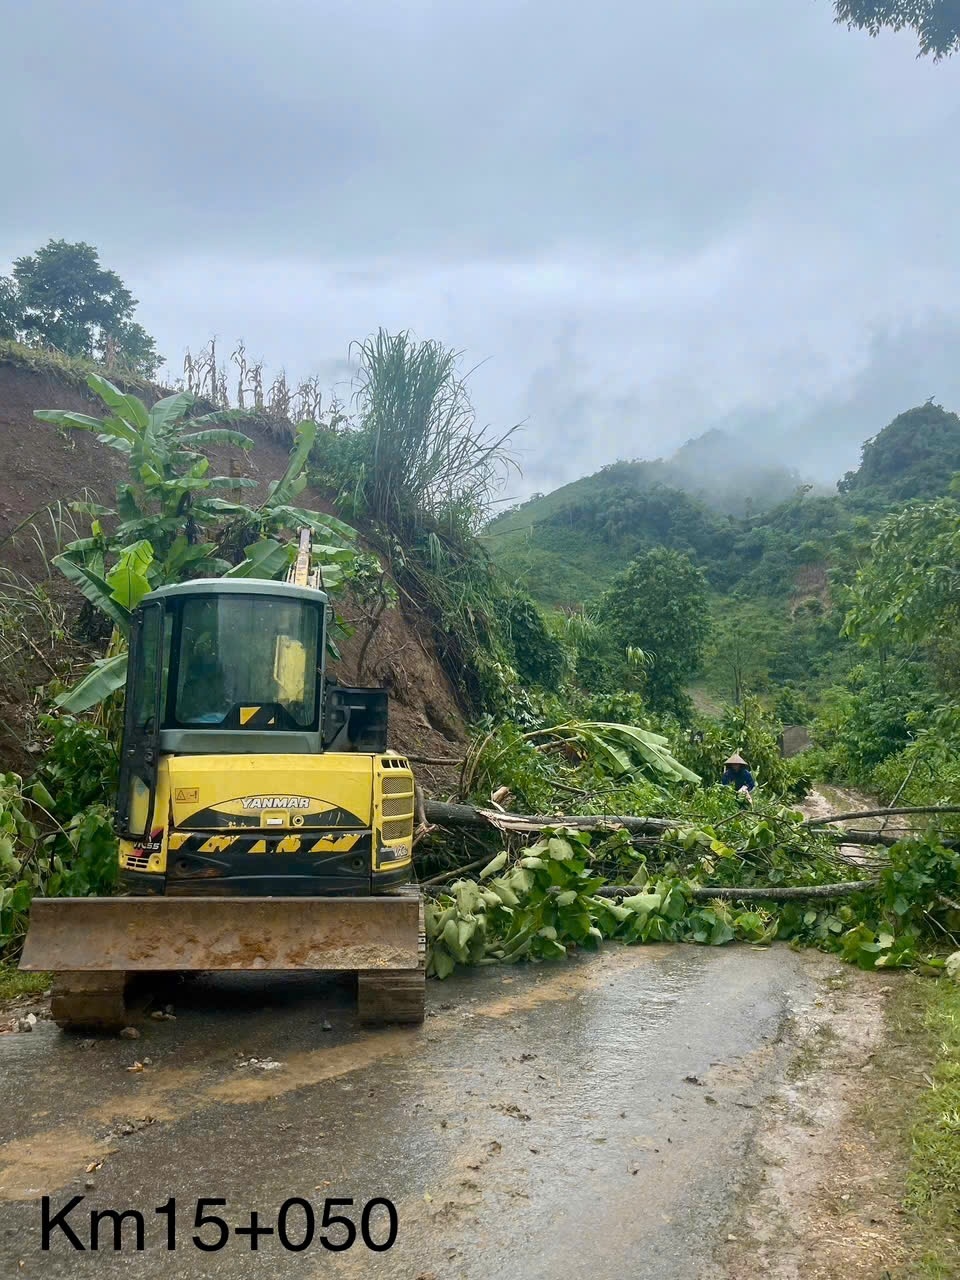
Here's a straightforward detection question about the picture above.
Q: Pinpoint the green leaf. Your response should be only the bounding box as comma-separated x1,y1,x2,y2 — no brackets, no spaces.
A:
147,390,195,431
69,500,114,519
224,539,294,580
180,429,256,450
265,420,318,508
620,891,662,915
546,837,575,861
106,540,154,610
188,408,257,429
162,536,218,578
480,851,508,879
10,882,32,913
86,373,149,430
192,497,260,517
53,553,132,634
34,410,110,433
55,652,128,713
30,781,55,810
203,475,259,490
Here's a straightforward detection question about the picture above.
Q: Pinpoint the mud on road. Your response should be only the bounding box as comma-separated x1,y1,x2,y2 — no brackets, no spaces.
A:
0,945,890,1279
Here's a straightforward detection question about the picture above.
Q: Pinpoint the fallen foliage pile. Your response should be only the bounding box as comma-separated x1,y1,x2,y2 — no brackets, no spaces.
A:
423,813,960,980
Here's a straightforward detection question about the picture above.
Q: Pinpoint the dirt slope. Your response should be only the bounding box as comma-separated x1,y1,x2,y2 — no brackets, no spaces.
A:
0,358,466,780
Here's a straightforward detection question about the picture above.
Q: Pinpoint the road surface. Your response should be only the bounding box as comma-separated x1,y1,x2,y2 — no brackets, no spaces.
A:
0,944,834,1278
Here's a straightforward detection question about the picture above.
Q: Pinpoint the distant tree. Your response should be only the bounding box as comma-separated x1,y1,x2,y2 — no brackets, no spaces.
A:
601,548,711,717
838,403,960,502
3,239,161,377
843,494,960,659
503,593,567,689
834,0,960,60
0,276,22,339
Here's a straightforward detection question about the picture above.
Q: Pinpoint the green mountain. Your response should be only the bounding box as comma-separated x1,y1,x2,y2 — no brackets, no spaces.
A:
483,404,960,704
485,429,810,608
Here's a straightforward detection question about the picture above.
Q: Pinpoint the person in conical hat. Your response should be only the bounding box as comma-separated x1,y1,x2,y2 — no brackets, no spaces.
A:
721,751,755,795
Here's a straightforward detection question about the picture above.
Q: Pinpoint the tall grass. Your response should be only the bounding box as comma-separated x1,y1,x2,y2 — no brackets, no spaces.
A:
350,330,518,539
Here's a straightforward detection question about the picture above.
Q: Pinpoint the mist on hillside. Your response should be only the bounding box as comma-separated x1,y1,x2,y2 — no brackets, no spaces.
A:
506,312,960,509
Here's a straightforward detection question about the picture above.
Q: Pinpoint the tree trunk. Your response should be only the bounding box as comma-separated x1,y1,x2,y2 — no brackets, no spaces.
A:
422,799,674,837
595,880,875,901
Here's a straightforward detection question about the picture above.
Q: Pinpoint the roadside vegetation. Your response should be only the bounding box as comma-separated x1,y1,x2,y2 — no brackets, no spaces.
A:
904,976,960,1278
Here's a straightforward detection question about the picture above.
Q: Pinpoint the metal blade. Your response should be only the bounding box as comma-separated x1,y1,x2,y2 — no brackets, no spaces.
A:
20,895,420,972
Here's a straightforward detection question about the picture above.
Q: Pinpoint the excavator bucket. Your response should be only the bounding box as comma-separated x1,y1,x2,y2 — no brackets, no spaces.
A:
20,894,425,1030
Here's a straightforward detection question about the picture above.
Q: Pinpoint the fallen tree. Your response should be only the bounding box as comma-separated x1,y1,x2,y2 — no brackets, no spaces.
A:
423,799,676,837
421,799,959,851
801,805,960,828
595,880,875,902
421,816,959,981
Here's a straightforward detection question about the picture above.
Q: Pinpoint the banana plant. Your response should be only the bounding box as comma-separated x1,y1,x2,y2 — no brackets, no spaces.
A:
37,375,367,712
37,375,260,575
522,720,700,785
53,538,306,713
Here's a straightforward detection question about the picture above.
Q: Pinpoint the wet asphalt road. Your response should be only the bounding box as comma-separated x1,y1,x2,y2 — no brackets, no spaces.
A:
0,944,830,1279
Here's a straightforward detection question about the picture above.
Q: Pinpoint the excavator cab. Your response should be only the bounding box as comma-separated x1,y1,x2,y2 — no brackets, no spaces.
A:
21,563,424,1030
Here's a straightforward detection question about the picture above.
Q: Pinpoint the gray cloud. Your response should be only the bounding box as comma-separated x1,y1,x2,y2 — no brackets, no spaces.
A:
3,0,959,500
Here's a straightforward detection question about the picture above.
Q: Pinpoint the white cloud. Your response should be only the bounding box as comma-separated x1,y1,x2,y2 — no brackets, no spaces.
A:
2,0,959,499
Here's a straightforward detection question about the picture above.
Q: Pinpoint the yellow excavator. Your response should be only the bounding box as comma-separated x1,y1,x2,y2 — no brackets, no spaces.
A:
20,531,425,1029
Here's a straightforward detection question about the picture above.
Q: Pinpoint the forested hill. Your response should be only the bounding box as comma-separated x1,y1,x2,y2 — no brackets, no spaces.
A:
484,403,960,610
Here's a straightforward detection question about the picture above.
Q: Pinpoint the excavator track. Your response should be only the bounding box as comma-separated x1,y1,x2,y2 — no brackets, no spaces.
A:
357,887,426,1026
50,971,132,1032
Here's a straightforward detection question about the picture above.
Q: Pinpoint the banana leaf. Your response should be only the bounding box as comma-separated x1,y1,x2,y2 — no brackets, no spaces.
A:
266,420,318,508
33,410,116,435
105,541,154,610
86,374,150,430
202,475,259,490
266,505,357,545
52,553,132,634
188,408,257,428
224,539,293,580
537,720,700,785
162,536,219,578
180,429,256,450
55,652,128,713
147,390,195,431
580,722,701,784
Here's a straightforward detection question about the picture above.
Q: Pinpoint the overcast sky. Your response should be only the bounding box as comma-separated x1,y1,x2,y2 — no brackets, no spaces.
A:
3,0,959,500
